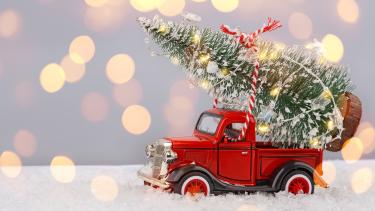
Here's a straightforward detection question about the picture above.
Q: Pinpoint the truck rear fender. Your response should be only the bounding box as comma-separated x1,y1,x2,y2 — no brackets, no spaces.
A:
271,161,314,191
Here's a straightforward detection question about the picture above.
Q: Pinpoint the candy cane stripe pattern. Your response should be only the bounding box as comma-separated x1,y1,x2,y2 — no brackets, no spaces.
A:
219,18,281,141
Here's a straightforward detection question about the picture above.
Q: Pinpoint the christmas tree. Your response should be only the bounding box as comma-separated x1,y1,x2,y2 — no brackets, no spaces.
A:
138,16,353,149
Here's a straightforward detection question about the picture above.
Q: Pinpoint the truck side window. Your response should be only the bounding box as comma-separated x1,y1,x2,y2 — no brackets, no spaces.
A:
224,122,245,142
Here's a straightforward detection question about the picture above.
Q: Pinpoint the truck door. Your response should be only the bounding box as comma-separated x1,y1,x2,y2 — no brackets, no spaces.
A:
218,122,251,181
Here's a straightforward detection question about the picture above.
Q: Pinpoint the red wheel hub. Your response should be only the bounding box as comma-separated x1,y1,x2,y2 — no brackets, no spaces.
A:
288,177,310,194
184,179,208,196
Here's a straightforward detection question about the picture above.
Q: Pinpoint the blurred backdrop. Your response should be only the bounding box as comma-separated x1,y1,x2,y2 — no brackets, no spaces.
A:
0,0,374,166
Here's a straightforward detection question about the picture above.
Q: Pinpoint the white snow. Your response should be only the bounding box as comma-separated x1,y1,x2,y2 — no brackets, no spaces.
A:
1,160,375,211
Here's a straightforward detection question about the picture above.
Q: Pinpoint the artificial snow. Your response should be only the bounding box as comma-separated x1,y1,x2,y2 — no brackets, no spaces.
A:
0,160,374,211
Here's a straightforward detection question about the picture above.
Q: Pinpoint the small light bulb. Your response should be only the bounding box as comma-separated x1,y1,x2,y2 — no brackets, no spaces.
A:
199,53,210,64
257,123,270,134
200,80,210,90
274,42,285,51
170,57,179,65
158,24,169,35
322,89,332,100
220,67,230,76
192,33,201,44
270,87,280,97
309,137,320,148
326,120,335,130
258,51,268,61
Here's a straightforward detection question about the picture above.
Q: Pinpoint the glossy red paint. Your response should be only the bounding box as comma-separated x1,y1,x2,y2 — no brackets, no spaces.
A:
165,108,323,190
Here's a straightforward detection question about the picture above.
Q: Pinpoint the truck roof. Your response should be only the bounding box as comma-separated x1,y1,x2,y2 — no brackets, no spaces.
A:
206,108,249,119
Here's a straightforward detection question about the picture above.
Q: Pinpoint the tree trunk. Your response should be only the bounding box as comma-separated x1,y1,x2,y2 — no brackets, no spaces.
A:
326,92,362,152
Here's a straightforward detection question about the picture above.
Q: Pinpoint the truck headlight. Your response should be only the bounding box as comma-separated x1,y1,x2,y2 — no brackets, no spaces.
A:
164,150,177,163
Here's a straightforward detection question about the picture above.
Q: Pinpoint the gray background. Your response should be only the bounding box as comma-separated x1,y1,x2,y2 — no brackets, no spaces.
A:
0,0,373,165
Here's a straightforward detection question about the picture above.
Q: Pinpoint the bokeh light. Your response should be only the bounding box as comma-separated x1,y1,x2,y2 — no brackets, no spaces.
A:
60,55,86,83
106,54,135,84
341,137,363,164
357,123,375,154
0,9,21,38
84,0,127,33
113,79,143,107
13,129,37,157
0,151,22,178
91,175,119,202
40,63,66,93
322,34,344,63
211,0,239,13
158,0,185,16
69,35,96,64
337,0,359,23
85,0,108,7
164,96,195,135
122,105,151,135
130,0,158,12
321,161,336,184
50,156,76,183
288,12,313,40
351,168,373,194
14,81,36,109
81,92,109,123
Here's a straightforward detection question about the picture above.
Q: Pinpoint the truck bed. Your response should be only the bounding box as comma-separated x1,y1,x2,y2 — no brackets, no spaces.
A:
254,142,323,180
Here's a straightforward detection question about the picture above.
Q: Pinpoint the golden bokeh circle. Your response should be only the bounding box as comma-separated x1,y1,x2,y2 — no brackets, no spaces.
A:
81,92,109,123
158,0,185,16
322,34,344,63
351,168,373,194
40,63,66,93
341,137,363,164
60,55,86,83
211,0,239,13
106,54,135,84
337,0,359,23
122,105,151,135
69,35,96,64
91,175,119,201
0,151,22,178
50,156,76,183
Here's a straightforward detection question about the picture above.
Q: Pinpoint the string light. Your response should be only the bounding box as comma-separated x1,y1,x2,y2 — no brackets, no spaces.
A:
309,137,320,148
200,79,211,90
158,24,170,35
257,123,270,134
198,53,210,64
192,32,201,44
220,67,230,76
322,89,333,100
170,57,179,65
326,119,335,130
270,87,280,97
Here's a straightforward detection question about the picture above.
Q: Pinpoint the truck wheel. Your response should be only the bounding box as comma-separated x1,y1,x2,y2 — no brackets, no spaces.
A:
175,172,213,196
282,170,314,195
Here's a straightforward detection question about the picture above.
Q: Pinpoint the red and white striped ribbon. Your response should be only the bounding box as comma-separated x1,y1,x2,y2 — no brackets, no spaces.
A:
215,18,281,141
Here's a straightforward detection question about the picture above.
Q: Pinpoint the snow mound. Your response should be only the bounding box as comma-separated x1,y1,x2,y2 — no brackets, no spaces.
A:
0,160,374,211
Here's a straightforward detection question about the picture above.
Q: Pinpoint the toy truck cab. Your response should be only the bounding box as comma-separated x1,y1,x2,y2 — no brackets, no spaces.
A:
137,108,328,196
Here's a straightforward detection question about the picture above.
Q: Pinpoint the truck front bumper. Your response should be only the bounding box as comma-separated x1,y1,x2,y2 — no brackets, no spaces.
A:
137,168,170,189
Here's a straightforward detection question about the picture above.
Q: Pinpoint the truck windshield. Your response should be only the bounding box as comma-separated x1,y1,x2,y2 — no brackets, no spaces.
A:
196,113,222,135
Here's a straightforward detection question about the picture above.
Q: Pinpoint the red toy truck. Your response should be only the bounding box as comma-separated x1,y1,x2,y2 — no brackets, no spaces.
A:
138,108,328,196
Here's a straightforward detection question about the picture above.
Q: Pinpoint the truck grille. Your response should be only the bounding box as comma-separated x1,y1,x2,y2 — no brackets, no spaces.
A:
151,144,165,178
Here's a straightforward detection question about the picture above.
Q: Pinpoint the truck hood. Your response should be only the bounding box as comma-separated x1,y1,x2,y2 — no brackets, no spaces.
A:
164,136,215,149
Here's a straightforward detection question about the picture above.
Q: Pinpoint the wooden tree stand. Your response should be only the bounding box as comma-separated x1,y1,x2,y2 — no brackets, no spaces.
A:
326,92,362,152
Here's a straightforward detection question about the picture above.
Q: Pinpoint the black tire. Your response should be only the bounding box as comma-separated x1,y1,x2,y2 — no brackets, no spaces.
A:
173,172,213,196
281,170,314,194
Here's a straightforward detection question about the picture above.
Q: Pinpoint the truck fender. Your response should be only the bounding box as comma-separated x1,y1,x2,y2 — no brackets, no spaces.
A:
166,164,213,183
271,161,314,191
